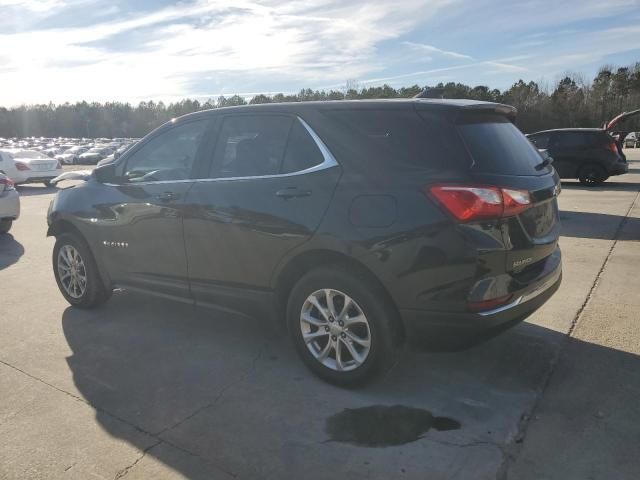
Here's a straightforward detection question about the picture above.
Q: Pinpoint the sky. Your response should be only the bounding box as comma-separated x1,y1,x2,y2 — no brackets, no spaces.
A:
1,0,640,106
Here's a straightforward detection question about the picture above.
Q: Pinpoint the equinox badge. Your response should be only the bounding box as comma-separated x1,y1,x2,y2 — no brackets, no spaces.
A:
103,240,129,248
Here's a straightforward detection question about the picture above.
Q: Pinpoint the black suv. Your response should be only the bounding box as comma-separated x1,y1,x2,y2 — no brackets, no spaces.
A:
527,128,628,186
48,99,562,384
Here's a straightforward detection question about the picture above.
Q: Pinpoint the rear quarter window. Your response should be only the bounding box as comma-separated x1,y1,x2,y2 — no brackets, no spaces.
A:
321,108,459,170
457,115,544,176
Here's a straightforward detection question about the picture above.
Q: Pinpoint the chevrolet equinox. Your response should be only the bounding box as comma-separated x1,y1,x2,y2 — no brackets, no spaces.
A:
48,99,562,385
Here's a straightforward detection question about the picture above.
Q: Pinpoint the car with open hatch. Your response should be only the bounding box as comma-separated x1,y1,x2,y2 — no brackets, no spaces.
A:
527,128,628,185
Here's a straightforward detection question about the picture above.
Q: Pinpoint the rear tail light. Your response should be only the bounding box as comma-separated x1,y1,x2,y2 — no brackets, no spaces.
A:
15,162,30,171
0,177,15,190
606,142,618,153
428,184,531,222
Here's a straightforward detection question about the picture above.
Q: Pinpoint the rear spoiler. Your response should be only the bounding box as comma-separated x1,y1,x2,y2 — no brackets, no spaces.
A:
459,102,517,121
414,100,518,122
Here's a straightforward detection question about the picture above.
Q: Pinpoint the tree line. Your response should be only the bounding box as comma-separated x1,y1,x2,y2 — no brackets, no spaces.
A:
1,62,639,139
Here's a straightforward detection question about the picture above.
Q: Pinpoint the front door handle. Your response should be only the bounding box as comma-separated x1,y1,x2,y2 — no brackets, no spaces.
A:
156,191,179,202
275,188,312,199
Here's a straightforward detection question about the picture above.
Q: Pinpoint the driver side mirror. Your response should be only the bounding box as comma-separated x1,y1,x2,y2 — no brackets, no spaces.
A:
93,163,118,184
114,151,121,160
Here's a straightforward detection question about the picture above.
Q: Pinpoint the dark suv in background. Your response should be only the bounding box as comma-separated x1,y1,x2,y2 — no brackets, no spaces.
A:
48,99,562,384
527,128,628,185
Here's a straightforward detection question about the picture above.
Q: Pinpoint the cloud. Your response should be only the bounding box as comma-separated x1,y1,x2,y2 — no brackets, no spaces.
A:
0,0,67,12
0,0,639,105
402,41,474,60
0,0,457,105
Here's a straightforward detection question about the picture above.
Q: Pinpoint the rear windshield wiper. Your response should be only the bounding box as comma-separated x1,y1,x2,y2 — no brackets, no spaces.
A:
535,157,553,171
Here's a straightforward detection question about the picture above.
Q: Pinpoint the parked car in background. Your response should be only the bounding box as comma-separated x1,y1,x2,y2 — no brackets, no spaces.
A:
78,147,111,164
527,128,628,186
56,145,89,164
96,142,137,166
48,99,562,385
623,132,639,148
0,173,19,234
43,147,65,158
0,149,62,186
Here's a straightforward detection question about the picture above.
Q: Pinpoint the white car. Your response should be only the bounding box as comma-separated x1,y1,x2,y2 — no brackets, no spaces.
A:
0,173,19,234
0,149,62,186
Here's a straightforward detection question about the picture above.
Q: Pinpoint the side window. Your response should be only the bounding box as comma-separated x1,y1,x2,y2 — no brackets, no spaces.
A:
325,109,458,170
554,132,589,148
282,120,324,173
124,119,208,182
554,133,570,147
210,115,293,178
529,133,550,149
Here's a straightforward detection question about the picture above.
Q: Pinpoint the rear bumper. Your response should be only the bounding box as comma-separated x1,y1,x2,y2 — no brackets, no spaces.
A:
0,188,20,219
609,163,628,176
401,251,562,347
14,171,61,184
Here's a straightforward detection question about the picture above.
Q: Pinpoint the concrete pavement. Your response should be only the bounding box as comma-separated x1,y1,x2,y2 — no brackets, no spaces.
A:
1,152,639,479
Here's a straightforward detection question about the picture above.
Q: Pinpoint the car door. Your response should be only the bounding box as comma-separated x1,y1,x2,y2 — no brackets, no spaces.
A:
548,132,579,177
95,117,212,300
183,113,341,312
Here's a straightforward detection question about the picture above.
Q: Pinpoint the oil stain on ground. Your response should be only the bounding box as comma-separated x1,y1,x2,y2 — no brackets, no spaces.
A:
325,405,460,447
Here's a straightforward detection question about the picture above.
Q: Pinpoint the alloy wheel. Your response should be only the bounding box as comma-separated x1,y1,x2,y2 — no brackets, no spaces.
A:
57,244,87,298
300,289,372,372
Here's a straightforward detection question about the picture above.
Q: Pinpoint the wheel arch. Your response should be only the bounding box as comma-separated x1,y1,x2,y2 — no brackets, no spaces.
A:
47,218,84,238
48,218,111,289
273,249,405,345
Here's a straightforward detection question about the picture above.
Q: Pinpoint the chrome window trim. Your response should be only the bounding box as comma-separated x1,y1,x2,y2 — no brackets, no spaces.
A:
106,116,338,187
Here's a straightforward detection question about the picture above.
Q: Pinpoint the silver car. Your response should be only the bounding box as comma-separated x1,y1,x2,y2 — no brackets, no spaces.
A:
0,173,19,234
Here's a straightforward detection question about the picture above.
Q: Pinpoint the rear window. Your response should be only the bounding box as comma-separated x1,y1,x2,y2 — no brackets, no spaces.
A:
322,109,456,170
457,115,544,175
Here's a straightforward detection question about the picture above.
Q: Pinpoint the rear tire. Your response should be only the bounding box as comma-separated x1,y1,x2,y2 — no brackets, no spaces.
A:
53,233,111,308
578,164,607,186
287,265,398,385
0,219,12,234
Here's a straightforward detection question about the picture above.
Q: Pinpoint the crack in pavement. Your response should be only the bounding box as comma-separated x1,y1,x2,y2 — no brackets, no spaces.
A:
0,358,156,438
153,346,266,438
114,440,162,480
496,189,640,480
423,436,505,453
0,356,243,479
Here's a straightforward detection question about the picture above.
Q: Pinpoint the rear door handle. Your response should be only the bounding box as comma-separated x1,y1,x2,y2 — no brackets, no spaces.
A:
156,191,180,202
275,188,312,199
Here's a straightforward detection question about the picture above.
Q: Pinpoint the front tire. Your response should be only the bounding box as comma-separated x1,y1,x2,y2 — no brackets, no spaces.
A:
287,266,398,385
44,180,53,187
578,164,607,186
53,233,111,308
0,219,12,234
